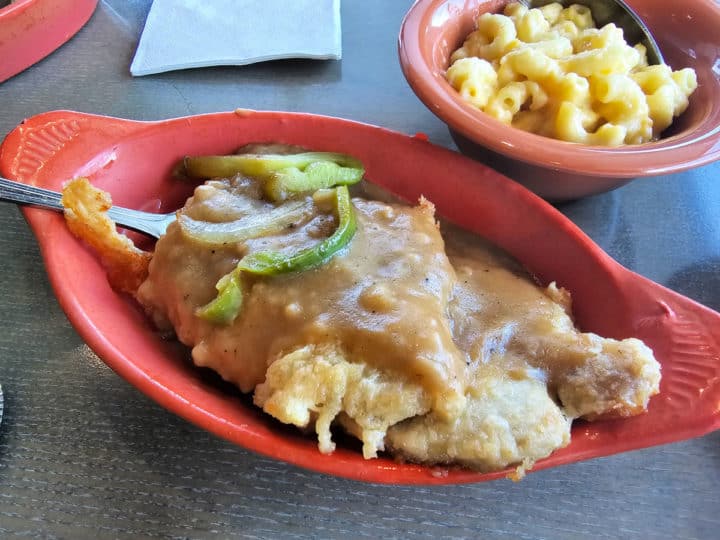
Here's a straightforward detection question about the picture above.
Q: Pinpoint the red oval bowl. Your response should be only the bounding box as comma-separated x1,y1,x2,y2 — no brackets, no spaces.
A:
1,110,718,484
0,0,98,83
398,0,720,200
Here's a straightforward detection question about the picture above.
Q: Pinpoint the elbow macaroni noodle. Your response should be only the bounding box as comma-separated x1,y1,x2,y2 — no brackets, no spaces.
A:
446,2,697,145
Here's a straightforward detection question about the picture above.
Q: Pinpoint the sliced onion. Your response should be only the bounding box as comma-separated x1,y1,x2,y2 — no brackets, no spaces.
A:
178,199,313,245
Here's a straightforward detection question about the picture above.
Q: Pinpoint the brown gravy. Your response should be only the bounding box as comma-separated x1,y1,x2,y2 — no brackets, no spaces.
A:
136,172,660,472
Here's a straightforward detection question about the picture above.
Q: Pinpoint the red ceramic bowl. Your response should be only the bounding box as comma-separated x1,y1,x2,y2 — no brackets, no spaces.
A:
0,0,97,83
1,110,719,484
399,0,720,200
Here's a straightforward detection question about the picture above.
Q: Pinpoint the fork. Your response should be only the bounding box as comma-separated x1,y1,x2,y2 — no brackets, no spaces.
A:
0,176,176,239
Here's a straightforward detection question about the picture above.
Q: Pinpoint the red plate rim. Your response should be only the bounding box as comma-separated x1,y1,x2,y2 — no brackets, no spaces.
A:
1,109,718,484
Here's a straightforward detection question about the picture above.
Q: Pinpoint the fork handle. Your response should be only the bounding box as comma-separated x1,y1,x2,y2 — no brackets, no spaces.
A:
0,176,65,211
0,176,173,238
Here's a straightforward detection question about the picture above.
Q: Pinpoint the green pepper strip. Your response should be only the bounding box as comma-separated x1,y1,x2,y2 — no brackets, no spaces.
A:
184,152,364,179
263,161,364,202
239,185,356,276
195,186,356,324
195,271,243,324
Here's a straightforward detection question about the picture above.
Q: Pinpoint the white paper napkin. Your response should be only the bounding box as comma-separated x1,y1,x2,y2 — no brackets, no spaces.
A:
130,0,341,76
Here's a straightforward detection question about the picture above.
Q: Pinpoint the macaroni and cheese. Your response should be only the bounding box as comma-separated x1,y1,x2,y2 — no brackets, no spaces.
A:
446,2,697,145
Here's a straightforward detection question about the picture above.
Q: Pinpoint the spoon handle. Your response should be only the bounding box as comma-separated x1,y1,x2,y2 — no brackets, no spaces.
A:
518,0,663,65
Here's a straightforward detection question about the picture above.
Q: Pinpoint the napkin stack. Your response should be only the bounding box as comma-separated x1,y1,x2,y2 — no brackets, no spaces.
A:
130,0,342,76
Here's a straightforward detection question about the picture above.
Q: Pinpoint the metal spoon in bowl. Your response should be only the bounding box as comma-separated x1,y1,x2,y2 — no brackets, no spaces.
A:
519,0,664,65
0,176,175,239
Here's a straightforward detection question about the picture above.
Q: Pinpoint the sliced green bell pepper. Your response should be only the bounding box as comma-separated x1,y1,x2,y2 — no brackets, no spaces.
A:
184,152,364,202
184,152,363,180
263,160,364,202
238,185,356,276
195,270,244,325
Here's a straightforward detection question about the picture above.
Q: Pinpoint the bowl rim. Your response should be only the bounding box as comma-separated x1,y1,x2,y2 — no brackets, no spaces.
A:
398,0,720,177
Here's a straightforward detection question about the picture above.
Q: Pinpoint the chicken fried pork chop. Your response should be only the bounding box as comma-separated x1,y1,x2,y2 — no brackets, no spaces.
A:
64,146,661,475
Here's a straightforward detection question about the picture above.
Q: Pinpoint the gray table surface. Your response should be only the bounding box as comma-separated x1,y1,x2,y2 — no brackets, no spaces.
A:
1,1,718,538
